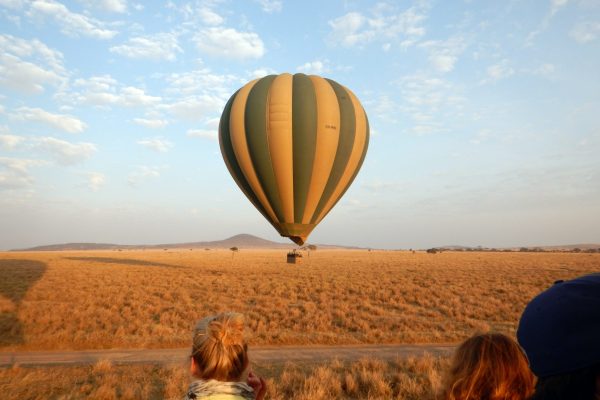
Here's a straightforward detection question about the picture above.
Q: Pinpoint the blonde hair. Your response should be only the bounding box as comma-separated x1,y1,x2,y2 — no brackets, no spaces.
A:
441,333,535,400
191,312,249,382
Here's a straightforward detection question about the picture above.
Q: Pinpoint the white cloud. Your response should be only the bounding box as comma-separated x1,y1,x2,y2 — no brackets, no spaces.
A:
392,8,427,40
164,95,224,121
119,87,161,106
33,136,96,165
194,27,265,60
198,7,224,25
110,33,182,61
133,118,168,129
526,0,570,46
101,0,127,13
205,117,220,129
327,5,427,48
0,34,64,70
0,157,44,190
187,129,217,141
0,134,25,150
78,0,127,13
392,73,466,135
84,171,106,191
419,37,467,73
570,21,600,43
367,95,399,123
254,0,282,13
60,75,119,106
484,60,515,83
470,129,492,145
63,70,232,122
0,0,26,10
532,63,556,79
0,34,66,94
250,67,277,79
164,68,240,97
14,107,87,133
431,55,456,73
551,0,568,16
328,12,372,47
1,134,97,165
296,60,329,75
398,76,455,108
74,75,117,92
0,54,62,94
137,137,173,152
61,75,162,108
128,165,164,186
27,0,118,39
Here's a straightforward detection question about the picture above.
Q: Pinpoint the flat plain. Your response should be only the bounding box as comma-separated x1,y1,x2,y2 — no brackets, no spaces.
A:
2,249,599,399
1,249,598,351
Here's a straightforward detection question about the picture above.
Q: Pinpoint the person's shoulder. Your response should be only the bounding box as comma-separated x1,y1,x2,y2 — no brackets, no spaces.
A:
198,395,250,400
183,391,249,400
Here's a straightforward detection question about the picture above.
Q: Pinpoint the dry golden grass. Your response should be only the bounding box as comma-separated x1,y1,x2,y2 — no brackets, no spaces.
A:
267,354,447,400
0,360,189,400
0,356,448,400
0,249,598,350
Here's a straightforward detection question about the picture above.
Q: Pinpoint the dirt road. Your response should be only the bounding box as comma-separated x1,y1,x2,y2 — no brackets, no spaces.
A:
0,344,455,367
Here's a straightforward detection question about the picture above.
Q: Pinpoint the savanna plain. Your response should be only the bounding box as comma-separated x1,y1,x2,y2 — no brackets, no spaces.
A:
1,249,599,399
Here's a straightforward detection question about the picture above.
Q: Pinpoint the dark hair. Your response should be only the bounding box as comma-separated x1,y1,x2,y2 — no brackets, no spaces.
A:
529,364,599,400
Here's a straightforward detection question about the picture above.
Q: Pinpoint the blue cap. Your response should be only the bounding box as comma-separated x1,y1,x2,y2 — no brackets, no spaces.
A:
517,273,600,377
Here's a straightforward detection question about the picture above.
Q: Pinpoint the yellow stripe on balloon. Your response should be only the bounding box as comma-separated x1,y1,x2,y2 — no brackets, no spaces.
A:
313,85,367,224
267,73,295,224
301,75,341,224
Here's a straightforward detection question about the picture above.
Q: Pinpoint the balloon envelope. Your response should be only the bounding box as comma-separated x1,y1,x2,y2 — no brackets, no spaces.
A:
219,73,369,245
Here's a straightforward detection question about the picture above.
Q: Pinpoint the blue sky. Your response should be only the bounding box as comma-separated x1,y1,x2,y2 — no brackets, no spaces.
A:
0,0,599,250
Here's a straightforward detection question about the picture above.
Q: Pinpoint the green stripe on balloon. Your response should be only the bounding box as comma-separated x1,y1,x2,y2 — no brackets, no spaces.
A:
244,75,285,223
219,90,273,226
310,79,357,224
317,109,369,223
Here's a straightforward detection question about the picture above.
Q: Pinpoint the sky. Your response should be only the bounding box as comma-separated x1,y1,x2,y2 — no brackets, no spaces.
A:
0,0,599,250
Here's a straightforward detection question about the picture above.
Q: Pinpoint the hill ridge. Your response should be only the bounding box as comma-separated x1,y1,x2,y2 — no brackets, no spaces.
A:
12,234,357,251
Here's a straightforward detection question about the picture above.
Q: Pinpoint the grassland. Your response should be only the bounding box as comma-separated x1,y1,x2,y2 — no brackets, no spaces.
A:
1,249,598,351
0,355,447,400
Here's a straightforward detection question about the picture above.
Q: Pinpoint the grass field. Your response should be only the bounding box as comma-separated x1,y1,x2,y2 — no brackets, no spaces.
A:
1,249,598,351
0,355,447,400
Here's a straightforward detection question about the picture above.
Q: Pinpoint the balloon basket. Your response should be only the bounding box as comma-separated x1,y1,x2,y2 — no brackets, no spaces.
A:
287,250,303,264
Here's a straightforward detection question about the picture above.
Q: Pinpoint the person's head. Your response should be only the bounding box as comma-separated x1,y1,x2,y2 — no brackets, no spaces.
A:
517,273,600,400
190,312,249,382
442,333,535,400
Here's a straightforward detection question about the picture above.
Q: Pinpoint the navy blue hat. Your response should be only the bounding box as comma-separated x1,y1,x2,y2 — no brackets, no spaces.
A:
517,273,600,378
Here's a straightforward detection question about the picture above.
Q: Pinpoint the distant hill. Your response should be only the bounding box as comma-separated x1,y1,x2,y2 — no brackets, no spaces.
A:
437,245,473,250
17,243,125,251
13,236,599,252
435,243,600,251
13,234,355,251
164,234,295,249
529,243,600,251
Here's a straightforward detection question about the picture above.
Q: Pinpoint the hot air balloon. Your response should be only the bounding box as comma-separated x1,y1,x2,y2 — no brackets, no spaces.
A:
219,73,369,245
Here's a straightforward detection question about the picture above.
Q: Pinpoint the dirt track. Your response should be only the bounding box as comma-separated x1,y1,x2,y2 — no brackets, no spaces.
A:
0,344,455,367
